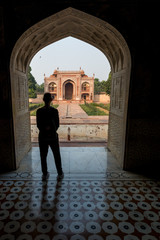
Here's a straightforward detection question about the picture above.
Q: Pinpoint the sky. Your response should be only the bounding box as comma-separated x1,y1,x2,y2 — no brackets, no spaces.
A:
30,37,111,85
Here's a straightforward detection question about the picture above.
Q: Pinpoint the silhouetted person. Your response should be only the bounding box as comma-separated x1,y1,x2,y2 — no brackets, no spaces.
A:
36,93,63,180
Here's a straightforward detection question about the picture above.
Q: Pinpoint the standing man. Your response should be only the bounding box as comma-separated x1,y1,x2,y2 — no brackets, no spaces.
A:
36,92,63,180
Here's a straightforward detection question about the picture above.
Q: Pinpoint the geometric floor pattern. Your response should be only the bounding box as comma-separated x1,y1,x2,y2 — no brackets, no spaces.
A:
1,176,160,240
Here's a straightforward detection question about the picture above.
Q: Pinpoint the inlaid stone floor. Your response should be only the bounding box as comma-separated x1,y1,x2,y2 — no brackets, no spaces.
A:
0,147,160,240
17,147,121,174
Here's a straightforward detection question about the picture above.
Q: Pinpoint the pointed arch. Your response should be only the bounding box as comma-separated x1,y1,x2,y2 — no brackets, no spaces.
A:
10,7,131,168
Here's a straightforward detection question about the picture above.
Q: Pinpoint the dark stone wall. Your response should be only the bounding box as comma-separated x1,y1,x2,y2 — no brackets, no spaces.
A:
0,0,160,175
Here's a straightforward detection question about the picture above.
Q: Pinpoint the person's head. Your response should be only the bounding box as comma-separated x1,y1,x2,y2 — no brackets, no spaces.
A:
43,93,53,104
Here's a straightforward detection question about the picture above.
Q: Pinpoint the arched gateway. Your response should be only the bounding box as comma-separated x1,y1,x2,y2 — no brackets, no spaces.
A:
44,69,94,102
10,7,131,169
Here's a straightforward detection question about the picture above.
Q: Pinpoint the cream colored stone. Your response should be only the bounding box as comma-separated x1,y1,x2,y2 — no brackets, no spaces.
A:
31,124,108,142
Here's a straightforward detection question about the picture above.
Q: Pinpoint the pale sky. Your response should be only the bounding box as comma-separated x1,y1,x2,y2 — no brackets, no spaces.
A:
30,37,111,85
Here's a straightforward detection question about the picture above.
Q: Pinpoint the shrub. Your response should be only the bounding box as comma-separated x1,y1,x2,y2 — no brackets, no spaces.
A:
80,103,107,116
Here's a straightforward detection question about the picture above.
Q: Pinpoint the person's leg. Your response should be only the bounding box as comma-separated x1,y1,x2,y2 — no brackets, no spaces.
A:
39,140,49,175
49,137,63,176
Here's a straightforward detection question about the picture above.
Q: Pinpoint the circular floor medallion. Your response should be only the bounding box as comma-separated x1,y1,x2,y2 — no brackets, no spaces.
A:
151,222,160,233
119,222,134,234
106,235,121,240
19,193,31,201
6,193,18,201
129,211,144,221
21,221,36,233
17,234,33,240
10,210,24,220
70,211,83,221
69,222,84,234
96,202,109,210
119,194,132,201
82,194,93,201
0,234,15,240
124,235,139,240
0,210,9,220
151,201,160,210
84,211,98,221
137,202,151,210
69,194,81,201
70,235,85,240
37,221,52,233
80,181,90,187
40,210,54,220
70,202,82,210
102,181,112,186
86,221,101,234
135,222,151,234
81,187,91,194
25,211,38,220
83,202,95,210
142,235,158,240
0,193,6,200
4,221,20,233
124,202,137,210
99,211,113,221
102,222,118,234
110,202,123,211
55,211,68,221
54,222,68,233
53,235,68,240
114,211,128,221
107,194,119,201
91,181,101,186
69,181,79,187
144,210,159,221
56,202,68,210
1,201,14,210
3,181,14,187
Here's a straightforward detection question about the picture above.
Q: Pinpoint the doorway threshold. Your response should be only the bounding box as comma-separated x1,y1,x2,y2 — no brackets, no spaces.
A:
32,142,107,147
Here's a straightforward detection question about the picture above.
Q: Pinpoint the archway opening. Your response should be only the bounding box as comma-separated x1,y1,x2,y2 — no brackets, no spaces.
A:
10,7,131,170
65,82,73,100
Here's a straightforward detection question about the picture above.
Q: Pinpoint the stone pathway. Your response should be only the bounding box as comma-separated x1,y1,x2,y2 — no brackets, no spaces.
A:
58,103,88,119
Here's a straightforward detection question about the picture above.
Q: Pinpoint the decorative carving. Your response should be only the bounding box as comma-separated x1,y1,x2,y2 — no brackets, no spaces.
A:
16,75,28,112
111,76,124,115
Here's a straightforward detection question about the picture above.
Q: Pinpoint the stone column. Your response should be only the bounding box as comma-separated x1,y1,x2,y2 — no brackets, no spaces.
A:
59,77,62,100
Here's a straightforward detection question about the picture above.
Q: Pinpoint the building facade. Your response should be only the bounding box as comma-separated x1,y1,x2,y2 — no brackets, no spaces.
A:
44,69,94,102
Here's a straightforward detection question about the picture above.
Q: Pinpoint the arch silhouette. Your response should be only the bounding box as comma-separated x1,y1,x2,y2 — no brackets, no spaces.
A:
10,7,131,167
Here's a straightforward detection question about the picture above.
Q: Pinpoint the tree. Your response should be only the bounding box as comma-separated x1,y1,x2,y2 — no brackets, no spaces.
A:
28,88,37,98
100,80,107,92
36,83,44,93
94,73,112,95
105,72,112,95
94,78,101,94
28,66,37,98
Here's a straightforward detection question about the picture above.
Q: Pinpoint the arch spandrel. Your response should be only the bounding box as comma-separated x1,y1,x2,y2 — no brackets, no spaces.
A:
10,7,131,168
11,7,130,73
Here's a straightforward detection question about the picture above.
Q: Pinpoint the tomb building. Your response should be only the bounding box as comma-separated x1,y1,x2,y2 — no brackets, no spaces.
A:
44,69,94,102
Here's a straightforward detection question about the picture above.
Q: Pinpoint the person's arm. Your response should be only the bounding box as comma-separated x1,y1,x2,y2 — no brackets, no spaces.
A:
54,109,59,130
36,109,41,130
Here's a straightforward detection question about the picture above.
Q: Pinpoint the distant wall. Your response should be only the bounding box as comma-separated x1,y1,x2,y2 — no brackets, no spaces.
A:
94,93,110,103
31,123,108,142
29,94,43,103
29,93,110,104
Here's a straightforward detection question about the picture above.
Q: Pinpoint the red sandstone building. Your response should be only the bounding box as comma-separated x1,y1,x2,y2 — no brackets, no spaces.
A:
44,69,94,102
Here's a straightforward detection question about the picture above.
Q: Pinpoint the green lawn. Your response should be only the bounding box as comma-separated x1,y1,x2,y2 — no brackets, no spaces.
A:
29,103,59,116
80,103,108,116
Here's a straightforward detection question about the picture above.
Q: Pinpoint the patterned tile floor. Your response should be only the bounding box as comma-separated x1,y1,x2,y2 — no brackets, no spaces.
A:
0,147,160,240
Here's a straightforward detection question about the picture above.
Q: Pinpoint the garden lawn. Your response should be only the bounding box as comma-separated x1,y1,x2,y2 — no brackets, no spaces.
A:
80,103,107,116
29,103,58,116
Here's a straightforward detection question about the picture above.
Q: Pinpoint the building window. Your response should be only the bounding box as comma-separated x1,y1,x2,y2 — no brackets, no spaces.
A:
49,82,56,92
82,82,89,92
